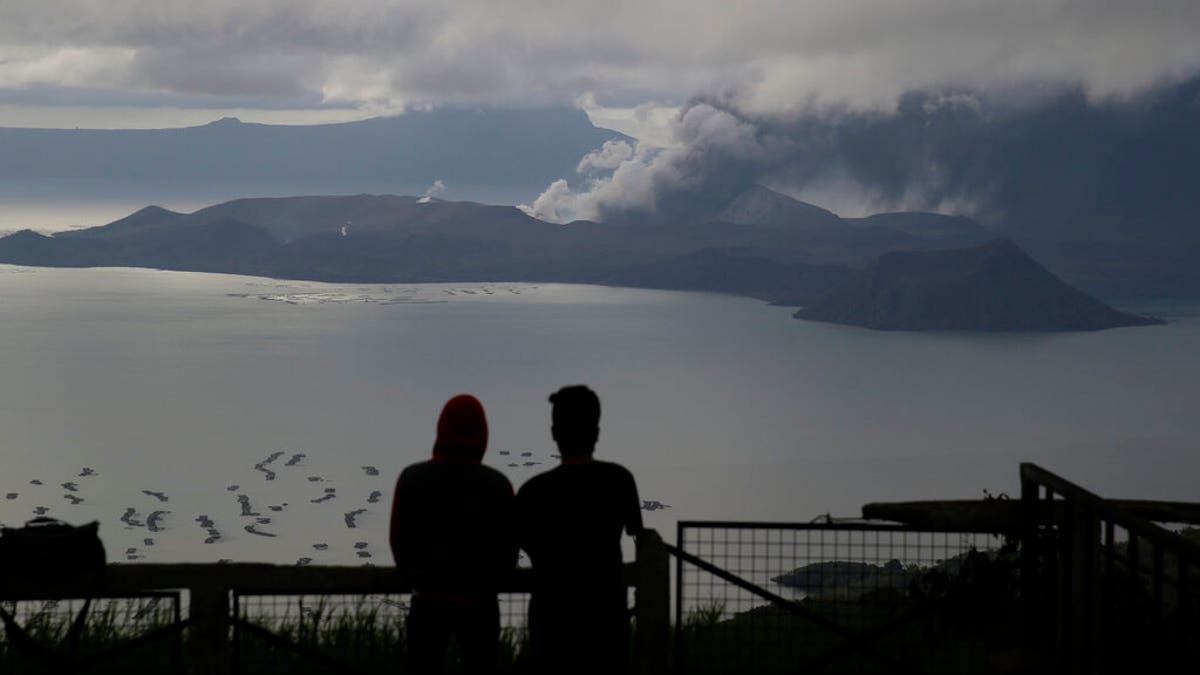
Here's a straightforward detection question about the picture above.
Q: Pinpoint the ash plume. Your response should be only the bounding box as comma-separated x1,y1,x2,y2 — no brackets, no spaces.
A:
418,179,447,203
525,74,1200,246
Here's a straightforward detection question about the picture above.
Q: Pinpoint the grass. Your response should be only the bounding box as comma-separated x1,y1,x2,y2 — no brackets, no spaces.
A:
4,584,1017,675
236,596,533,674
1,595,532,674
0,597,183,674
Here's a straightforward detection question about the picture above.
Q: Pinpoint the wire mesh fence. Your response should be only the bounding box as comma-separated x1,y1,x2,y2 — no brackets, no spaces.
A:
232,590,531,674
0,592,183,674
674,521,1014,675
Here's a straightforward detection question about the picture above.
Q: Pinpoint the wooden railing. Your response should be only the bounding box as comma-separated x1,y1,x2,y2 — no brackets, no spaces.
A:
1020,463,1200,675
17,463,1194,675
3,529,671,675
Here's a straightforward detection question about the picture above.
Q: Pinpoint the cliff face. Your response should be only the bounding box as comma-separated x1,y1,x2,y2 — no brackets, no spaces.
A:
794,238,1163,331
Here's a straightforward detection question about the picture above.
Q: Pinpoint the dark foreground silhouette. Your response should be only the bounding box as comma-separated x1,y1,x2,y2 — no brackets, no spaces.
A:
390,394,516,675
517,385,643,675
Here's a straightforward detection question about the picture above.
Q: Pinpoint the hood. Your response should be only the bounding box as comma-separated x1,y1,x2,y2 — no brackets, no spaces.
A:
431,394,488,463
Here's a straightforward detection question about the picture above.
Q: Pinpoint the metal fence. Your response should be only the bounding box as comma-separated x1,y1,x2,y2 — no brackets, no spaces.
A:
1020,463,1200,675
0,591,183,674
674,521,1010,675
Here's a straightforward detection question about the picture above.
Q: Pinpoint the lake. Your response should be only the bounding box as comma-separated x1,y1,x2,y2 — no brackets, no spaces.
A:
0,264,1197,566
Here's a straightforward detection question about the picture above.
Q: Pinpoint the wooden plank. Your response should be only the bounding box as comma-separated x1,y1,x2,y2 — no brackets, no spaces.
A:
861,500,1024,532
862,498,1200,533
2,563,558,599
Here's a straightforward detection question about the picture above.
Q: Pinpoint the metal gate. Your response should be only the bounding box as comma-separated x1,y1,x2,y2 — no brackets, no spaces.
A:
673,521,1013,675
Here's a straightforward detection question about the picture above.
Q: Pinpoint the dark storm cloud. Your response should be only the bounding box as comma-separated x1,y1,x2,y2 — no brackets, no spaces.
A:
2,1,1199,114
527,75,1200,248
128,48,319,98
766,78,1200,245
2,0,1200,243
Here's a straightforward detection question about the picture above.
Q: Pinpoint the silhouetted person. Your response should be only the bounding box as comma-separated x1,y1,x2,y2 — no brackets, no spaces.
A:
516,385,643,675
390,394,516,675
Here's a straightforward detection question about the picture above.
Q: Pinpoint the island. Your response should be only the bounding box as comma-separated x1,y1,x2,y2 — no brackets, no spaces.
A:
0,190,1162,332
794,238,1162,331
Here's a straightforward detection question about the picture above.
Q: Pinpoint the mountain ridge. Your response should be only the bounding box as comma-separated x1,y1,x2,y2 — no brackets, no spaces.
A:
0,108,630,202
0,187,1160,332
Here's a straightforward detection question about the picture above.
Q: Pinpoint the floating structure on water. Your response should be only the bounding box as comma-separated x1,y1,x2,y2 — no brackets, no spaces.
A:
344,509,367,528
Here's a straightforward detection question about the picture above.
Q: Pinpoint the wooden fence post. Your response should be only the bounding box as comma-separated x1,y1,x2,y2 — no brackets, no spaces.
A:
188,582,231,675
635,529,670,675
1020,475,1038,615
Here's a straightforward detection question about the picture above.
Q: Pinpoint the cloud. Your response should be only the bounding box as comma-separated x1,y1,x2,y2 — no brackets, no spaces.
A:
4,0,1200,241
0,1,1198,118
128,48,321,98
523,103,796,223
0,47,135,91
576,140,635,173
526,74,1200,249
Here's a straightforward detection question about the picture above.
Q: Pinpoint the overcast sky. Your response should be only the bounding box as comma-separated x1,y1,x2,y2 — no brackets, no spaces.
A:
1,0,1198,132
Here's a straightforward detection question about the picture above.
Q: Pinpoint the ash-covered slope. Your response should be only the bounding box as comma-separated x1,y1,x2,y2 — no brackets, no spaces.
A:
795,238,1162,331
714,185,844,234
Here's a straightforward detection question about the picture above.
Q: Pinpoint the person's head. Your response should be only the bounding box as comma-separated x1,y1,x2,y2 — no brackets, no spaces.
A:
549,385,600,458
432,394,488,463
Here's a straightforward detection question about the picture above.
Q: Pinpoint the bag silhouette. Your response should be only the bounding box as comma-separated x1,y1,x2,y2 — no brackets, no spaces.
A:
0,517,106,582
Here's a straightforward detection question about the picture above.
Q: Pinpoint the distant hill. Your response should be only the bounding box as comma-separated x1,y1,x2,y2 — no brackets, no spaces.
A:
0,189,1162,332
845,211,991,242
606,247,857,307
708,187,998,266
0,108,629,202
56,194,545,244
794,238,1162,331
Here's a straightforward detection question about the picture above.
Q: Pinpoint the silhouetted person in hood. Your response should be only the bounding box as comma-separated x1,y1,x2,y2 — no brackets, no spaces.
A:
516,385,643,675
390,394,516,675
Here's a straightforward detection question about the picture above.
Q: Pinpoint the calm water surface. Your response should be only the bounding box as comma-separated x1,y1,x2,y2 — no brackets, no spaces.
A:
0,265,1196,565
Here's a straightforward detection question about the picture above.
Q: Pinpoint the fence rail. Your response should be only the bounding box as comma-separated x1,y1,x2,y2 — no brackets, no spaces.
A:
0,529,672,675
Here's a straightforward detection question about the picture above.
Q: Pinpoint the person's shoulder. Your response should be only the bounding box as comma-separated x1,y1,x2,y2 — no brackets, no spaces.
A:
516,465,559,497
517,467,550,491
477,463,514,488
397,459,433,480
477,462,508,478
594,460,636,480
